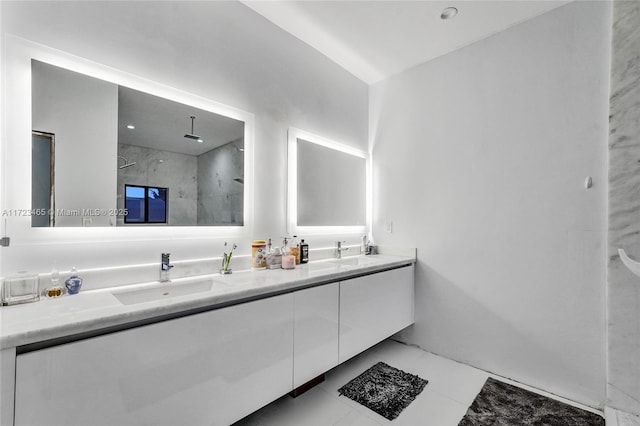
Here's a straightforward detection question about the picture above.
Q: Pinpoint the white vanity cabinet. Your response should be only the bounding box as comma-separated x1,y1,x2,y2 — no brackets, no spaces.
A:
9,261,415,426
339,265,415,363
293,283,339,388
14,294,294,426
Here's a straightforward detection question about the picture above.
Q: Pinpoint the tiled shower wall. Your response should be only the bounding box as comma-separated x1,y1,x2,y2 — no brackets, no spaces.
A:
117,143,198,226
608,0,640,416
117,141,244,226
197,139,244,226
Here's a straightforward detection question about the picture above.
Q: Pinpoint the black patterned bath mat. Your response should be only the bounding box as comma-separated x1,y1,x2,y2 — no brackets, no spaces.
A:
458,377,604,426
337,361,428,421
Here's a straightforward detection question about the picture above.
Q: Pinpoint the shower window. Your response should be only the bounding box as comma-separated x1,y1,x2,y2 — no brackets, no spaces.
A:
124,185,168,224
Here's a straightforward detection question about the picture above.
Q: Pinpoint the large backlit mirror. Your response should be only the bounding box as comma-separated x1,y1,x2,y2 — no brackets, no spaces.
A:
287,128,368,234
31,60,245,227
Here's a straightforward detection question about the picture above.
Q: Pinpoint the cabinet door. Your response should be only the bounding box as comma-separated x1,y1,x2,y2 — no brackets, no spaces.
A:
293,283,339,388
339,265,415,363
15,294,294,426
1,348,16,426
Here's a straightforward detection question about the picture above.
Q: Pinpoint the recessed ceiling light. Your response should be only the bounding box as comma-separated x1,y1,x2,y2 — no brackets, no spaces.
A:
441,7,458,20
197,138,204,143
126,124,135,129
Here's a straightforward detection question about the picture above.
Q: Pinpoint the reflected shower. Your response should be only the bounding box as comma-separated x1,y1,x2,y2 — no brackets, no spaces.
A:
184,115,204,143
118,156,136,169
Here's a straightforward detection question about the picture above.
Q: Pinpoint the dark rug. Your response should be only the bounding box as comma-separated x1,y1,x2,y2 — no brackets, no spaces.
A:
458,377,605,426
337,361,428,421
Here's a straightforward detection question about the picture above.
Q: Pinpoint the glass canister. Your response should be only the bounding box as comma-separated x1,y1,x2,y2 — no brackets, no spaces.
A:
251,240,267,268
1,271,40,305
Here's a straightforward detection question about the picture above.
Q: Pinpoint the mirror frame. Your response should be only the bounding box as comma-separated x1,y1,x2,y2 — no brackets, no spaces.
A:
287,127,370,236
2,36,255,245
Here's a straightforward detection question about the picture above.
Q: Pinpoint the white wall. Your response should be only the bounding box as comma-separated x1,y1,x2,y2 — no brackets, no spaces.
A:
370,1,610,407
0,1,368,277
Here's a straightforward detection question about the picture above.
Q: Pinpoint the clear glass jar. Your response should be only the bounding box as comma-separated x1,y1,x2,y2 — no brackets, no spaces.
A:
1,271,40,305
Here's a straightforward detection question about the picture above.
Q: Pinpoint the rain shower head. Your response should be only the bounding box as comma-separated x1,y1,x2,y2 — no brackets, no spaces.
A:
185,115,203,143
118,156,137,169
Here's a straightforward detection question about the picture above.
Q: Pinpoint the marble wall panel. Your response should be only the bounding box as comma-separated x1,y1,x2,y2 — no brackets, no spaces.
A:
608,0,640,416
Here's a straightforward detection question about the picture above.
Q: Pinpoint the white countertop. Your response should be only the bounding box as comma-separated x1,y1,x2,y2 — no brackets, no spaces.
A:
0,254,414,349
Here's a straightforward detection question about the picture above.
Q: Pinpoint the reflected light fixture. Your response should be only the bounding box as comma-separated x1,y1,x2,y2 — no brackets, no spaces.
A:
126,124,135,129
184,115,204,143
441,6,458,20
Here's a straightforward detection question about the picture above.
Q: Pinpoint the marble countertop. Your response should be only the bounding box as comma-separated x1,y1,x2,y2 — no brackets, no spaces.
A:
0,254,414,349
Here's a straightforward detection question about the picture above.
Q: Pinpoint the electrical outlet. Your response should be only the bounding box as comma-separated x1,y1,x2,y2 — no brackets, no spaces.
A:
384,220,393,233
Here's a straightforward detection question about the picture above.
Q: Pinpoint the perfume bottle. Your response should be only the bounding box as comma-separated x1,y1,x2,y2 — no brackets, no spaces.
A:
45,263,64,298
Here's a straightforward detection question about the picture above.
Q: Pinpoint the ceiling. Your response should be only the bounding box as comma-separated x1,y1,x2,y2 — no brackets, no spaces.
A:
242,0,571,85
118,86,245,157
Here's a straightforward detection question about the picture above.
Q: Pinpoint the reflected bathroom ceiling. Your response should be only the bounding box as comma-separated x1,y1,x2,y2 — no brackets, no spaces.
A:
118,86,244,157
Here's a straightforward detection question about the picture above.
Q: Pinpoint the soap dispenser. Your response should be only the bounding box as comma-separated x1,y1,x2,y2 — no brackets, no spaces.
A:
266,238,282,269
291,235,300,265
281,237,296,270
64,267,83,295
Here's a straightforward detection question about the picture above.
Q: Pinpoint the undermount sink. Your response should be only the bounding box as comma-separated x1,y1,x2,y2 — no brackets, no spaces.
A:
303,261,339,272
330,256,377,267
112,279,214,306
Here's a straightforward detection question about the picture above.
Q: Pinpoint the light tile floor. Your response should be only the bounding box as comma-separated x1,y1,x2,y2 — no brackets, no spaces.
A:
234,339,604,426
607,407,640,426
618,411,640,426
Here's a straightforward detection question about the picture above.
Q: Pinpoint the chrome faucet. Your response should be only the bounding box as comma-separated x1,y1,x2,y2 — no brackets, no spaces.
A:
335,241,349,259
160,253,174,282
